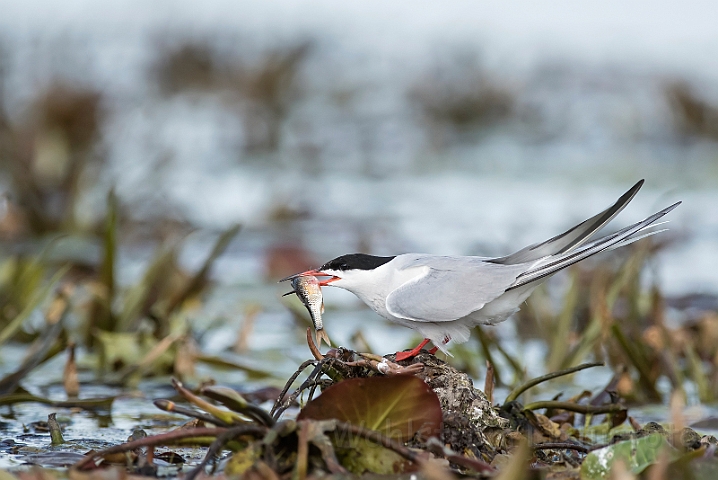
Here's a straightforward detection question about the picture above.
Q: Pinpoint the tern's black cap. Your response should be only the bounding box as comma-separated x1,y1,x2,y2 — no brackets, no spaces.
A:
320,253,395,271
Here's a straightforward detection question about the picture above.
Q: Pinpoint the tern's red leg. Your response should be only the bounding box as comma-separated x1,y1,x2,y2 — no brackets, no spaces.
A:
395,338,431,361
427,336,451,355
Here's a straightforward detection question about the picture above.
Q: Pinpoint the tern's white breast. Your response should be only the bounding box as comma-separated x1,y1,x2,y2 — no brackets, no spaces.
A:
336,255,429,322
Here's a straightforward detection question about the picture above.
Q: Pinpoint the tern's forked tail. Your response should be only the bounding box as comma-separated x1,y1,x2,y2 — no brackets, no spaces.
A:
506,201,681,291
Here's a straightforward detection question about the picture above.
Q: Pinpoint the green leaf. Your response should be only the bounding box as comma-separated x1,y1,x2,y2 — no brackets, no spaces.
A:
201,385,276,426
116,245,178,331
163,223,241,316
686,458,718,480
0,393,114,413
194,354,274,379
201,385,248,411
95,331,151,370
337,438,412,475
100,189,118,305
580,434,680,479
87,189,119,340
581,422,634,444
225,442,262,476
171,379,245,426
0,265,69,347
297,375,442,442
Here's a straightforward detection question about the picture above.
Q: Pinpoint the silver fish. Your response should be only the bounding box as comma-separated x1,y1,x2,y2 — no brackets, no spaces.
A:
284,275,331,347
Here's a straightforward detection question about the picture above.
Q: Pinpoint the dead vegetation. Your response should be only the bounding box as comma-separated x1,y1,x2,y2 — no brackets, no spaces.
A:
154,39,310,152
666,82,718,140
408,55,514,148
0,83,104,236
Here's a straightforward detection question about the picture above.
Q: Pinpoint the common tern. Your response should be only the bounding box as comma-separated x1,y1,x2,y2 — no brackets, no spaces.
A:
281,180,680,360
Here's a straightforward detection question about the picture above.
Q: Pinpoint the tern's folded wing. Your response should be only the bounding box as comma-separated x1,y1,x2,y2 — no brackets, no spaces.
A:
385,256,526,323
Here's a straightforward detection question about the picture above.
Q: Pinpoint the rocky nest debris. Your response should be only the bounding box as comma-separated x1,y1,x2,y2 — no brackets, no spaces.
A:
390,351,507,456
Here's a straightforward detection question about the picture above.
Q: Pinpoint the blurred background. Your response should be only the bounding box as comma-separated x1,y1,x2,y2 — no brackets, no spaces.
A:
1,0,718,430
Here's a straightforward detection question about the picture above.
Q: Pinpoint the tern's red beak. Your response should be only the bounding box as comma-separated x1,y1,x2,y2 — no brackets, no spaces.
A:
278,270,339,286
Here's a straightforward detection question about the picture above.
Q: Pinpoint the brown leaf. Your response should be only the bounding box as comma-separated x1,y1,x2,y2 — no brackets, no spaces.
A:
297,375,442,442
63,343,79,398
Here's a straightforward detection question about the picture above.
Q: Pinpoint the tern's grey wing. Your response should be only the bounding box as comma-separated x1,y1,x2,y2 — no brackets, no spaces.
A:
491,180,644,265
385,256,526,323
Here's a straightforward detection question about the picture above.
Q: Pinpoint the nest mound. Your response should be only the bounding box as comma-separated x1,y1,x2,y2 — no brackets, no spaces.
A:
391,351,507,456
